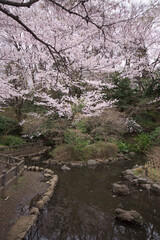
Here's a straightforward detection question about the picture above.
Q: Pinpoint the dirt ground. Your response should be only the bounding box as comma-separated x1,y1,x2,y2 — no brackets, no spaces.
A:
0,171,48,240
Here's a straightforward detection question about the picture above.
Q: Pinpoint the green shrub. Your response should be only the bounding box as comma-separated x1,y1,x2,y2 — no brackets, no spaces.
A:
49,144,74,162
65,129,90,149
133,133,151,153
134,110,160,132
75,119,87,133
64,129,90,160
116,140,129,153
51,141,118,162
149,126,160,145
83,141,118,160
0,135,25,146
102,73,139,111
0,115,19,135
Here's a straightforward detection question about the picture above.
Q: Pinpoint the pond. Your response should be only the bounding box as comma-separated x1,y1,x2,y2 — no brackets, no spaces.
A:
39,157,160,240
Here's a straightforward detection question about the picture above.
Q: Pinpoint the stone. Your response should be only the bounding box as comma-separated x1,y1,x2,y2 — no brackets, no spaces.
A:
138,178,148,184
31,156,40,161
61,165,71,171
124,174,135,181
87,159,99,166
50,175,58,186
36,200,45,209
39,167,44,172
129,152,136,157
140,184,151,191
112,183,130,195
29,207,40,215
35,166,39,172
70,162,83,167
118,157,125,161
44,168,54,175
151,183,160,194
24,165,28,170
7,215,37,240
132,179,139,185
117,153,125,157
123,169,133,175
45,189,53,198
27,166,32,171
31,166,36,171
104,159,109,164
44,173,52,178
50,160,58,165
108,157,114,162
42,195,50,204
43,160,50,165
115,208,143,225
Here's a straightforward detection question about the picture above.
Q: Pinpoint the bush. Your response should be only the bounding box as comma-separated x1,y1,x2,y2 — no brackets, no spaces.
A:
64,129,91,160
0,115,19,135
85,109,127,140
65,129,90,149
134,110,160,132
83,141,118,160
0,135,25,146
50,141,118,162
116,140,130,153
22,114,45,137
102,73,139,111
146,147,160,183
133,133,151,153
149,126,160,145
49,144,74,162
75,118,87,133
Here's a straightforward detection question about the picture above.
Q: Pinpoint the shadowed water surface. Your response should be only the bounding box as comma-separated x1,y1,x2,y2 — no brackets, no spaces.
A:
40,158,160,240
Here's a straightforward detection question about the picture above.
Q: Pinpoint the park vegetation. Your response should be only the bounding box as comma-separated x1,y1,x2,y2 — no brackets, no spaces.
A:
0,0,160,169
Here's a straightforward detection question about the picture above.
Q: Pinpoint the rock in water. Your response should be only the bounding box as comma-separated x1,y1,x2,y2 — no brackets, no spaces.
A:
61,165,71,171
112,183,130,195
115,208,143,225
87,159,99,166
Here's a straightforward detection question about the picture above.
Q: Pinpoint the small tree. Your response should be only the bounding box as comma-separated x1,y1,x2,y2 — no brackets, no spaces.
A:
103,73,139,111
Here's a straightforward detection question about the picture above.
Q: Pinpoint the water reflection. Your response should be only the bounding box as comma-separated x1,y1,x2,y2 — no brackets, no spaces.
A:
40,162,160,240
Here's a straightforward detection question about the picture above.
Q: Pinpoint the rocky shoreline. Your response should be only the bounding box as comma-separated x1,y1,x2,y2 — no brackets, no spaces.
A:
43,153,131,169
123,166,160,194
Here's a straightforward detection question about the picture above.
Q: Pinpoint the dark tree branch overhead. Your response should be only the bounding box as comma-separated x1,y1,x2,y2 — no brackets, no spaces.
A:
0,0,39,7
0,0,155,75
0,4,68,73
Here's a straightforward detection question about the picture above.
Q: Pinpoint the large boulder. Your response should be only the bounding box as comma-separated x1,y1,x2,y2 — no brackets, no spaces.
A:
115,208,143,225
112,183,130,196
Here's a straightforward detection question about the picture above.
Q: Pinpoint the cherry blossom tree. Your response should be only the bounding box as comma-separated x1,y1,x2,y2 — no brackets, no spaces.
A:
0,0,159,119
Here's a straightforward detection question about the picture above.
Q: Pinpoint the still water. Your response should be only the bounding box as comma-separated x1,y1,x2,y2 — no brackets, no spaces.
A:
39,159,160,240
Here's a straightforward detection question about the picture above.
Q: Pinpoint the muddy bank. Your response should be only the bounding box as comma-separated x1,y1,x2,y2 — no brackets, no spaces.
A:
0,171,48,240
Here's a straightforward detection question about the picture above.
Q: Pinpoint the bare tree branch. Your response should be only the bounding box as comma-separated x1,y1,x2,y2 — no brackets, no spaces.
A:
0,5,67,72
0,0,39,8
